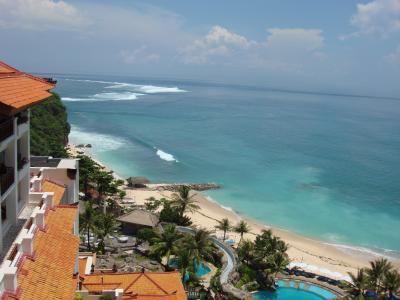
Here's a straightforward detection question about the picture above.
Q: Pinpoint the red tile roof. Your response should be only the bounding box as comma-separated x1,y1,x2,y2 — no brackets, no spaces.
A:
41,180,66,205
5,206,79,300
81,272,187,300
0,61,55,115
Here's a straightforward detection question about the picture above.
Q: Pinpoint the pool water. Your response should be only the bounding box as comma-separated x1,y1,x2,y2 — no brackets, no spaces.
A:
254,280,337,300
168,259,211,278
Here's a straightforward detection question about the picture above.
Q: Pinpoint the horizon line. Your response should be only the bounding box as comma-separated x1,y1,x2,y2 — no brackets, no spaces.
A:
34,70,400,102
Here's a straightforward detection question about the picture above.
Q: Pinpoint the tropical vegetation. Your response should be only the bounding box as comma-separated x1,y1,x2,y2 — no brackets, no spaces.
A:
234,220,251,243
148,225,220,283
77,154,124,213
171,186,200,219
346,258,400,299
79,200,120,254
215,218,232,241
235,229,289,290
30,92,70,157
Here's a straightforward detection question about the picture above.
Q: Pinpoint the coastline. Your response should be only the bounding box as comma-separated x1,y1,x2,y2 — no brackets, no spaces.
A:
68,143,399,281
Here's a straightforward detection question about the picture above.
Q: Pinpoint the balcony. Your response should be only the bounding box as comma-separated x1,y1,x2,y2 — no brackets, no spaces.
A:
0,119,14,144
0,166,15,196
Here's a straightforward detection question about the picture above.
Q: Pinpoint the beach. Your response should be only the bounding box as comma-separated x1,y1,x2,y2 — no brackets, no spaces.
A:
69,143,400,281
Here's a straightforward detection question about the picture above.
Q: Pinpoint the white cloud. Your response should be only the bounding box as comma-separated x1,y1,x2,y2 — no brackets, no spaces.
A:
180,25,325,73
120,46,160,64
385,45,400,64
0,0,87,30
204,25,252,48
180,25,254,64
342,0,400,38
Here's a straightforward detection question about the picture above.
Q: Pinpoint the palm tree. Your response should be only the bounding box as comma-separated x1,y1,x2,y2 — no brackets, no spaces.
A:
77,155,99,196
269,251,290,278
234,220,251,243
95,213,119,254
215,218,232,241
175,248,195,282
79,201,96,250
237,239,254,265
183,229,215,263
347,269,369,299
171,186,199,218
383,270,400,297
367,258,393,292
151,224,182,266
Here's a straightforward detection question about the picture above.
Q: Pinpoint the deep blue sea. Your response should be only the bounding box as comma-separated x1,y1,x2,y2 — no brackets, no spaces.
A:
54,74,400,258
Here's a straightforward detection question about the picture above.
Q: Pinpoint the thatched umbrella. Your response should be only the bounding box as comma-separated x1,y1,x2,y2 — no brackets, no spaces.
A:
126,176,150,188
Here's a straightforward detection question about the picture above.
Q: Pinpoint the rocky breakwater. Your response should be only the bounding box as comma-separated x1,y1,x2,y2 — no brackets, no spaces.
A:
149,183,221,192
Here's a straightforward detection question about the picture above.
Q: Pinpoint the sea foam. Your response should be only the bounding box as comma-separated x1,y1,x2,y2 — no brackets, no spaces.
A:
106,83,187,94
62,92,143,102
65,78,187,94
93,92,143,100
156,149,178,162
325,242,400,260
69,126,128,152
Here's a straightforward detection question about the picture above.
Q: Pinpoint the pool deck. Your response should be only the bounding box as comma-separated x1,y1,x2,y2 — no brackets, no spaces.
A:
276,274,348,298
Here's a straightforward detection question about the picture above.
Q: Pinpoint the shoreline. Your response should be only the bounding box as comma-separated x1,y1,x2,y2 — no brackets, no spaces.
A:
68,143,399,281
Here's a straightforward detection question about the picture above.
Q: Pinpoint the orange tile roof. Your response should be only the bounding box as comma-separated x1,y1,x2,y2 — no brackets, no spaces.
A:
6,206,79,300
0,61,55,115
0,63,16,74
79,257,88,275
81,272,187,300
41,180,66,205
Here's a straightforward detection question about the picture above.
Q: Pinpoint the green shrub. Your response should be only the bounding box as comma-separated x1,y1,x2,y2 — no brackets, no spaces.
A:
159,201,192,226
137,228,157,244
30,92,70,157
236,264,256,288
210,269,222,293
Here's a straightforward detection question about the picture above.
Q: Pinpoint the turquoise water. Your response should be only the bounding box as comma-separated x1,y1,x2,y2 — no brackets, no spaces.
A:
168,259,211,278
54,74,400,258
254,280,337,300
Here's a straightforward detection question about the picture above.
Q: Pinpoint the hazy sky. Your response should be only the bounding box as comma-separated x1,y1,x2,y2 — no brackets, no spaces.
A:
1,0,400,97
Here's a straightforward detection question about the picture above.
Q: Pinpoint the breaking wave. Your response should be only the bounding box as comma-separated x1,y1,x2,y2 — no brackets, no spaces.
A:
65,78,187,94
156,149,178,162
325,242,400,260
69,126,128,152
62,92,143,102
107,83,187,94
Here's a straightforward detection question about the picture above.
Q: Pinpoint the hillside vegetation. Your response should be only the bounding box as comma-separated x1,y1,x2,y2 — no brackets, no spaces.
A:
30,92,70,157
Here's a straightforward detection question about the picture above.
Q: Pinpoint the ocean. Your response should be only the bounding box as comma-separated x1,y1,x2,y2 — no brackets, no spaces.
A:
53,74,400,258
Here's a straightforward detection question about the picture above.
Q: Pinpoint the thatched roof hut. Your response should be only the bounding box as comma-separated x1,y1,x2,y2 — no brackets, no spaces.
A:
117,210,159,234
126,176,150,188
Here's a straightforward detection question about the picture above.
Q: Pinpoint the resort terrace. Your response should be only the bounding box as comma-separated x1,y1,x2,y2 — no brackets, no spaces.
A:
0,157,79,261
0,194,79,299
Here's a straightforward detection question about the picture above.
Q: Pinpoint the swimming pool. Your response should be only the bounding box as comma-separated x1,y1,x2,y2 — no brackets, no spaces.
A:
254,280,338,300
168,259,211,278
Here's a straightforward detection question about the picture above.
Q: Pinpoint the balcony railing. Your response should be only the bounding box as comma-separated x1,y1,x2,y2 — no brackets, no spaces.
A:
0,119,14,143
0,166,14,196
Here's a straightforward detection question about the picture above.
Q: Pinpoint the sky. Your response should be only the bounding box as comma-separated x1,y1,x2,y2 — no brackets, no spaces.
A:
0,0,400,97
